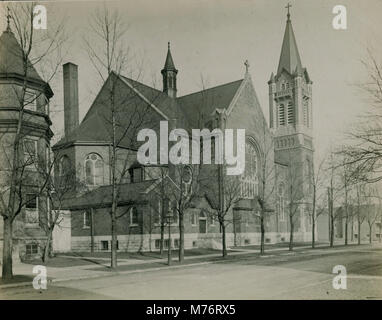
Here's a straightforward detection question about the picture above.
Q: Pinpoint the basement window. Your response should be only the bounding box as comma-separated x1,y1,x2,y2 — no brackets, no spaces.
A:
101,241,109,251
26,243,38,255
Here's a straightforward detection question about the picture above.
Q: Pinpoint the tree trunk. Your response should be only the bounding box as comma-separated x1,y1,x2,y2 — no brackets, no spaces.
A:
330,214,334,247
311,219,315,249
351,216,354,242
111,214,117,268
357,219,361,245
160,223,164,255
178,213,184,263
345,215,348,246
221,223,227,257
2,217,13,279
289,218,294,251
369,225,372,243
90,209,95,253
42,229,53,263
260,215,265,254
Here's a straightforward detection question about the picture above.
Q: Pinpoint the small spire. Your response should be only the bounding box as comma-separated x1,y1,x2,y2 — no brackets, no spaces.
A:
244,59,250,74
162,41,177,71
6,7,12,32
285,2,292,21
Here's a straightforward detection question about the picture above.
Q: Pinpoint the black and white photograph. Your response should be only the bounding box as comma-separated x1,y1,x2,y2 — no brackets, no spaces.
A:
0,0,381,304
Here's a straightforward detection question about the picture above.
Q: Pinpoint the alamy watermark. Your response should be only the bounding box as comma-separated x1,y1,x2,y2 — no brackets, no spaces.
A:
332,265,347,290
137,121,246,175
32,265,47,290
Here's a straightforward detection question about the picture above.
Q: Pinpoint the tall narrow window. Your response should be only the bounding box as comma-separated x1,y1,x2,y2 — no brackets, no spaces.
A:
58,155,70,182
25,194,39,225
85,153,104,186
306,159,313,193
278,104,285,126
24,89,36,112
277,184,285,222
83,210,91,229
287,101,294,124
241,141,259,199
303,99,309,127
129,207,139,226
23,138,38,170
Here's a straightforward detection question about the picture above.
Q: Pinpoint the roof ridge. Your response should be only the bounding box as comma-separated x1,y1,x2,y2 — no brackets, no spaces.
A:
177,79,244,100
120,75,164,94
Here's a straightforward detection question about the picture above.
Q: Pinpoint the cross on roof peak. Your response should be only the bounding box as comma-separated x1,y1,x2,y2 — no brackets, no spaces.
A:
244,59,250,73
285,2,292,21
6,7,12,31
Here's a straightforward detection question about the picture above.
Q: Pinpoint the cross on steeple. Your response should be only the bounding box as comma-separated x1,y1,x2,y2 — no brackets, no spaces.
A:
285,2,292,21
6,7,12,31
244,59,250,73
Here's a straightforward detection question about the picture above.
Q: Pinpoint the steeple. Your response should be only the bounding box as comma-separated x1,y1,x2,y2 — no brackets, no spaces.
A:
161,42,178,98
277,5,303,76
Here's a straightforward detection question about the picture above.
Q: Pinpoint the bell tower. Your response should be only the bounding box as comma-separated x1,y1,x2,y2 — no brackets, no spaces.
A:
269,5,314,238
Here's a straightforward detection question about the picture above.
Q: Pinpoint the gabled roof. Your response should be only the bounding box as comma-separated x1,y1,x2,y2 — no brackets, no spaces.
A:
54,73,188,149
177,79,243,128
276,15,303,77
53,72,245,149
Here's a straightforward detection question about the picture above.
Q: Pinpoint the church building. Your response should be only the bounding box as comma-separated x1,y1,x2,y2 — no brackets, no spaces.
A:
51,10,315,253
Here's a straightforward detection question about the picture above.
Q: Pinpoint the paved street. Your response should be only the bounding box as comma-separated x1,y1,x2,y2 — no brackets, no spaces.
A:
1,245,382,300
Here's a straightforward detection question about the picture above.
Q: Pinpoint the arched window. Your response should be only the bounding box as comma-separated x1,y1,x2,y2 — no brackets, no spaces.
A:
277,183,285,221
278,104,285,126
241,141,259,199
58,155,70,178
85,153,104,186
287,101,294,124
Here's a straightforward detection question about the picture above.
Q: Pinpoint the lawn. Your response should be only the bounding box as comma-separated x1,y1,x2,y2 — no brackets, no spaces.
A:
0,275,34,285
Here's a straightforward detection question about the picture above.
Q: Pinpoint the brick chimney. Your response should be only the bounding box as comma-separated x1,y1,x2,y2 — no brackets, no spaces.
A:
63,62,79,137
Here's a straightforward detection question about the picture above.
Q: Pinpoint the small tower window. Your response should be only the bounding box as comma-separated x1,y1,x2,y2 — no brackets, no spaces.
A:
303,99,309,127
278,104,285,126
287,101,294,124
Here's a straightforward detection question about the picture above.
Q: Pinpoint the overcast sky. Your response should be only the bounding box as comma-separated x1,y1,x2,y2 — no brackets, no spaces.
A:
2,0,382,161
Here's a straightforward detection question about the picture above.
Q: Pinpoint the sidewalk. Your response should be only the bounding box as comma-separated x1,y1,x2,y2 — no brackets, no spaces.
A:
1,241,380,289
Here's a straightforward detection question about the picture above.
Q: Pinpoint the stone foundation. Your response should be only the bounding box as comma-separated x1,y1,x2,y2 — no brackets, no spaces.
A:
70,231,313,253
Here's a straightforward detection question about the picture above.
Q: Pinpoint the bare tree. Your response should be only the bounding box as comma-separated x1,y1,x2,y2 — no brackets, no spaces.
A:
342,50,382,184
254,118,275,254
0,3,65,279
308,156,326,248
364,185,381,243
171,164,202,263
283,151,304,251
84,5,155,268
205,173,242,257
355,183,367,245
